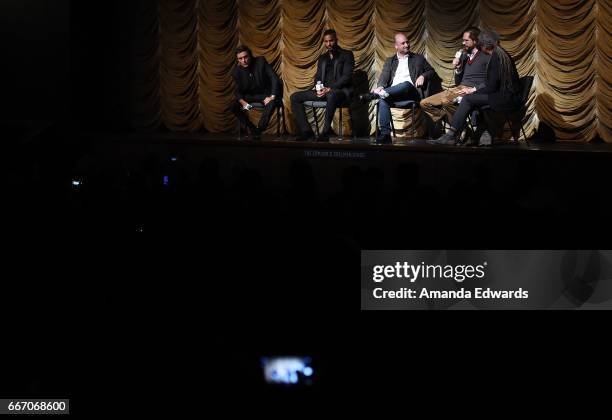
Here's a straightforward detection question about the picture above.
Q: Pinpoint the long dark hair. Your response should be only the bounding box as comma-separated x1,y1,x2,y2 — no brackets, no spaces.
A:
479,30,515,94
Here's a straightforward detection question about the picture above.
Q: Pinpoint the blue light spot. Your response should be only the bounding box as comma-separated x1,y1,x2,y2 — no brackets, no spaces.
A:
303,366,313,377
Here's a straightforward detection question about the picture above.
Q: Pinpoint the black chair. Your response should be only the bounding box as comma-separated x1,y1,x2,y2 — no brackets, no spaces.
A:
477,75,534,146
372,75,443,142
237,99,285,139
375,99,417,141
302,99,356,141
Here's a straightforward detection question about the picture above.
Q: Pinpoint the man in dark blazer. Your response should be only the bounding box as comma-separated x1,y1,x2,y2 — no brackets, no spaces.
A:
429,30,520,146
290,29,355,142
231,45,281,140
360,33,437,143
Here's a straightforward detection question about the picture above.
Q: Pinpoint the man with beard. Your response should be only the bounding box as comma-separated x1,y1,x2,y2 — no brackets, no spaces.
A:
428,30,521,146
231,45,281,140
290,29,355,142
421,27,489,144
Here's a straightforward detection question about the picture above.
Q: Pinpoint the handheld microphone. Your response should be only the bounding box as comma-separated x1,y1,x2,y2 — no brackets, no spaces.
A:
448,50,465,87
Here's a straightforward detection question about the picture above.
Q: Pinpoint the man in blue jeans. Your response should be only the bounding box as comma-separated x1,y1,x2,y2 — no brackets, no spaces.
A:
360,33,437,144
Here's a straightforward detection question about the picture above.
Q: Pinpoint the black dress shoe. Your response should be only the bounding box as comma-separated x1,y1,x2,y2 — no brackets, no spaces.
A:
427,129,458,145
459,138,476,146
375,133,392,144
359,93,381,103
317,134,330,142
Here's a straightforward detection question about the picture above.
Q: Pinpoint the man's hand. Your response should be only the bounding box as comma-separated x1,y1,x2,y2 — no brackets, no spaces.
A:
263,96,275,106
317,87,331,98
452,57,461,68
415,75,425,87
458,86,476,96
371,87,384,94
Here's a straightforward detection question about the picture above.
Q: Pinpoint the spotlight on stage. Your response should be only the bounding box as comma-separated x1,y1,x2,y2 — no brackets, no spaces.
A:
261,356,314,385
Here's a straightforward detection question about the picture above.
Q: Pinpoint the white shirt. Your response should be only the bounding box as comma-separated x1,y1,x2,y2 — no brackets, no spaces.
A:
391,53,412,86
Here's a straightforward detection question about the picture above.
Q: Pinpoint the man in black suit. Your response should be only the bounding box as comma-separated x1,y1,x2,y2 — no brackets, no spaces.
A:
231,45,281,140
290,29,355,142
429,30,520,146
359,33,437,144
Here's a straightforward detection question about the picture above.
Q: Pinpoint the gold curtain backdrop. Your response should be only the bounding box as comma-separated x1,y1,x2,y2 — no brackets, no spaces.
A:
160,0,202,131
132,0,612,142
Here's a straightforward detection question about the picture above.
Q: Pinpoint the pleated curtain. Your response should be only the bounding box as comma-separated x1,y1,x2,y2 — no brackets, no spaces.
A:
131,0,612,143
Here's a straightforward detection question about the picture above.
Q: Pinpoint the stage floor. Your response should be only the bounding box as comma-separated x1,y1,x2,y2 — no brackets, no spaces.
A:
120,132,612,156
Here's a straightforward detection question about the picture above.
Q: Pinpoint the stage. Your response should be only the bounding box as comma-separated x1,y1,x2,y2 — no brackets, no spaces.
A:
7,127,611,253
125,132,612,154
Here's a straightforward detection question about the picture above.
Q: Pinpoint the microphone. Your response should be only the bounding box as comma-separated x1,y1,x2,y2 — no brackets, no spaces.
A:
454,50,466,69
448,50,465,87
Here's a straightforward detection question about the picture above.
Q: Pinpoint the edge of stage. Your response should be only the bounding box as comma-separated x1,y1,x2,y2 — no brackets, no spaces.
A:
117,132,612,156
85,132,610,205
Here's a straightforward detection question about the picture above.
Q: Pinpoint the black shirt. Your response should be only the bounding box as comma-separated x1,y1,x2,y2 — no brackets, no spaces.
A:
236,66,264,96
323,53,335,87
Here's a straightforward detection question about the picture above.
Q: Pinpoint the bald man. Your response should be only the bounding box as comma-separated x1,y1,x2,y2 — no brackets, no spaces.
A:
360,33,437,144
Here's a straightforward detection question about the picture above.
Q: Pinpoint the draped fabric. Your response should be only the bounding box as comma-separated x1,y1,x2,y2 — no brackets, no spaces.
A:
130,0,162,131
159,0,202,131
598,0,612,141
237,0,283,132
281,0,327,133
537,0,598,141
131,0,612,142
426,0,479,89
374,0,426,135
197,0,237,133
480,0,536,138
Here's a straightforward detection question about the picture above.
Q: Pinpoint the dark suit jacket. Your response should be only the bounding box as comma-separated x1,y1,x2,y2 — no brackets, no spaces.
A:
477,48,521,112
314,46,355,97
378,52,437,96
233,56,281,101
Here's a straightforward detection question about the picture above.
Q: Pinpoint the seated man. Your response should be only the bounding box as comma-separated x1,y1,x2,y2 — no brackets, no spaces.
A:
428,30,521,146
231,45,281,140
290,29,355,142
420,27,489,143
359,33,437,144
